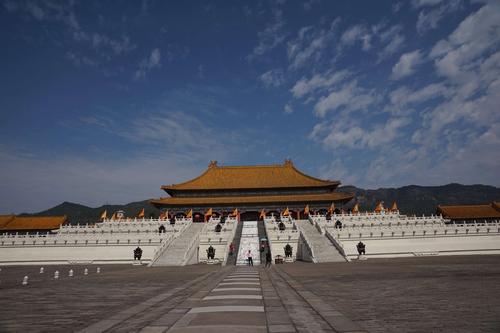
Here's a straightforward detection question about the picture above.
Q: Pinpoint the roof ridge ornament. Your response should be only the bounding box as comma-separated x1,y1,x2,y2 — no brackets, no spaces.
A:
208,160,218,168
284,158,293,167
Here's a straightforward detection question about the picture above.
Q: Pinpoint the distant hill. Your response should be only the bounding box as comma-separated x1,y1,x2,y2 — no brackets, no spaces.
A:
22,200,160,224
22,183,499,223
340,183,500,216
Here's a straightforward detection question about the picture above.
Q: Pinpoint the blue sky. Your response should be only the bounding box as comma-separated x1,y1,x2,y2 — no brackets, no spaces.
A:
1,0,499,213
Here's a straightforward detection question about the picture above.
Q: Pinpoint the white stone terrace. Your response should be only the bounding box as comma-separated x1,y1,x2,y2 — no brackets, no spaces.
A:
264,215,300,262
0,217,193,265
310,211,448,228
309,213,500,260
198,216,238,264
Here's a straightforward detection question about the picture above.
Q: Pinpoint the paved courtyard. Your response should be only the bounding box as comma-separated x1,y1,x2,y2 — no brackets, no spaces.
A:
0,255,499,332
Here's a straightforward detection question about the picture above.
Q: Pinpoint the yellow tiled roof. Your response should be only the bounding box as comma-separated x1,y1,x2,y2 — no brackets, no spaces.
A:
1,216,68,231
437,202,500,219
162,160,339,191
0,215,15,228
151,192,354,207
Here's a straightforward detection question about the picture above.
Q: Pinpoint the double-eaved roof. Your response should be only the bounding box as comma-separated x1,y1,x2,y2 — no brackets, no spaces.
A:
437,202,500,220
0,215,67,231
162,160,339,193
152,160,354,209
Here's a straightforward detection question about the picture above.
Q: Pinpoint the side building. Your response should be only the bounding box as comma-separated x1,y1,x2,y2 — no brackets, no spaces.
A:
150,159,354,221
0,215,68,234
437,201,500,224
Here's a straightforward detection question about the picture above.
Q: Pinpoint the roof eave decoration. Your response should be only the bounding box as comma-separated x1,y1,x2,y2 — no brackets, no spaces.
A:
150,191,354,208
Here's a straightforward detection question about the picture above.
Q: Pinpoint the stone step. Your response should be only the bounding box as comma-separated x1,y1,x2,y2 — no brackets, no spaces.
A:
296,220,346,263
152,223,205,266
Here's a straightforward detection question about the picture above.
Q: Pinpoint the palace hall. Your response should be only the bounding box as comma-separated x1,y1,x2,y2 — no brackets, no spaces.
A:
150,159,354,221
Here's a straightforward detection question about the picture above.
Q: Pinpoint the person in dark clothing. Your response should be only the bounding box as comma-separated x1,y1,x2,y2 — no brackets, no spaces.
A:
134,247,143,260
357,242,366,255
158,225,166,233
284,244,293,258
207,246,215,260
334,220,342,229
265,250,272,268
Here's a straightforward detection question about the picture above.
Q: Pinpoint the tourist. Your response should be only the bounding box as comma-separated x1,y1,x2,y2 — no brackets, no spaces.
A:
207,246,215,260
265,250,272,268
247,249,253,266
158,225,166,233
278,222,286,231
229,242,235,256
134,246,143,261
215,223,222,233
284,244,292,258
335,220,342,229
357,242,366,255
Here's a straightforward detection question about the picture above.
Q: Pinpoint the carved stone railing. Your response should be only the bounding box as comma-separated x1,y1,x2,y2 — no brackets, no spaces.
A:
148,234,179,266
328,221,500,240
299,231,317,263
182,231,200,265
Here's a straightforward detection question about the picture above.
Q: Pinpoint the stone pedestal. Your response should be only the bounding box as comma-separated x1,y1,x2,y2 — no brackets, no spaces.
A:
357,254,367,261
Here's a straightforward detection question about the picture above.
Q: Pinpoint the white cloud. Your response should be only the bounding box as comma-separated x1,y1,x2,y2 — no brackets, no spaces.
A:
311,117,411,149
303,2,499,188
135,48,161,79
392,2,403,13
3,1,137,71
260,69,285,88
249,8,286,59
319,159,360,186
412,0,444,8
389,83,449,107
340,25,366,46
430,2,500,81
416,0,462,35
338,23,405,61
303,0,320,11
287,18,340,70
377,32,405,62
313,80,379,117
284,104,293,114
26,2,45,20
290,69,350,98
391,50,423,80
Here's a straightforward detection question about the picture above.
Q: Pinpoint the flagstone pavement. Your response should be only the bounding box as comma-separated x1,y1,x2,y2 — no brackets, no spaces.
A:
0,255,499,332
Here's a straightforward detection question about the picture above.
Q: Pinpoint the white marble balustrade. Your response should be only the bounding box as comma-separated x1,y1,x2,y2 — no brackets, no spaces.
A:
264,216,300,262
198,216,238,264
0,218,192,265
324,221,500,260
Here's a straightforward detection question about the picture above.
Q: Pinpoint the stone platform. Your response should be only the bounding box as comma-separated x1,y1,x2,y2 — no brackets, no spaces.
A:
1,255,500,332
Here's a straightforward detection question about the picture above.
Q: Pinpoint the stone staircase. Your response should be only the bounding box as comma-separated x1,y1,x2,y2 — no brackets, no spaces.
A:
296,219,346,262
257,219,268,263
151,223,204,266
236,221,260,265
226,220,243,265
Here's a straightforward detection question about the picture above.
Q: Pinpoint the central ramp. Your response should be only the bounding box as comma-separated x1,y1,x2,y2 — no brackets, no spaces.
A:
236,221,260,265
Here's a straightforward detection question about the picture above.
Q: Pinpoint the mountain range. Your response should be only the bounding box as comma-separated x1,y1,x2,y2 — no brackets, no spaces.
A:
22,183,499,223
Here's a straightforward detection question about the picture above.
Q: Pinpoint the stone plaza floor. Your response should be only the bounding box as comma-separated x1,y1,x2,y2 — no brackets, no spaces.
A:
0,255,499,332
